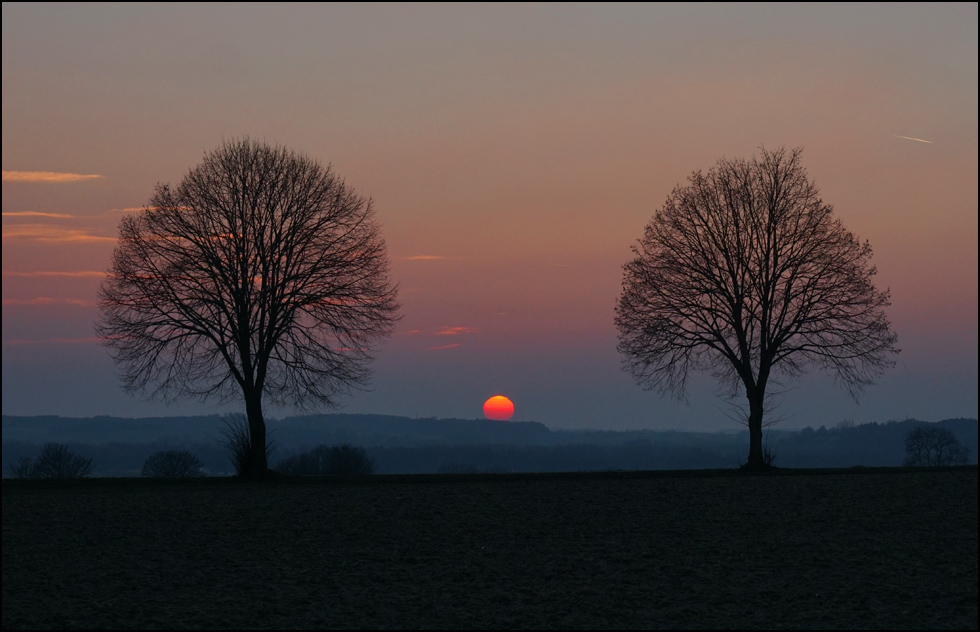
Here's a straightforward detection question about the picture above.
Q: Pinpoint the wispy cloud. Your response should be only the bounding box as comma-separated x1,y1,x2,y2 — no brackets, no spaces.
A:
3,336,101,347
2,270,106,278
892,135,933,144
3,208,145,219
1,224,115,243
429,343,462,351
436,326,477,336
2,211,75,219
404,255,447,261
2,297,96,307
2,171,103,183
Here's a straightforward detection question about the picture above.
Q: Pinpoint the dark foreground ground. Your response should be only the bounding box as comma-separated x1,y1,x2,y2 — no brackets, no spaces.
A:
3,468,977,629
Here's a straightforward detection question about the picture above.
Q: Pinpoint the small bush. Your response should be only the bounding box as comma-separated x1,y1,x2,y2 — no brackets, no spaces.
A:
10,443,93,479
219,415,252,476
276,446,330,476
9,456,37,479
324,444,376,475
277,444,375,476
141,450,207,477
219,414,274,477
762,437,776,468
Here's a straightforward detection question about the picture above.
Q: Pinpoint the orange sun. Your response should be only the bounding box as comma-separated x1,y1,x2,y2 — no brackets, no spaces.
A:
483,395,514,421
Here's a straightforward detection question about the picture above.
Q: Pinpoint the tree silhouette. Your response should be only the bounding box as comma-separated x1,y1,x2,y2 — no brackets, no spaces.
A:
903,426,969,467
10,443,93,479
98,139,399,478
616,147,899,469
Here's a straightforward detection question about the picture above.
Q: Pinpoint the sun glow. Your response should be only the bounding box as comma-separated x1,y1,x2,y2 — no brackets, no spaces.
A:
483,395,515,421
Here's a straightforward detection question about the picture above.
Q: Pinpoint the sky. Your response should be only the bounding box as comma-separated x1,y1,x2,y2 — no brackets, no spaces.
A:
2,3,977,431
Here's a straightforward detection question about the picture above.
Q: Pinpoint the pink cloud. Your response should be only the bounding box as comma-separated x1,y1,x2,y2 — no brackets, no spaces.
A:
2,171,102,183
436,326,476,336
2,297,96,307
429,343,462,351
2,336,102,346
3,270,106,278
1,224,115,242
2,211,75,218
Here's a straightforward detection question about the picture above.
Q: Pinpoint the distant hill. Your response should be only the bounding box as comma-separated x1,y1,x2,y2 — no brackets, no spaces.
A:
2,414,976,476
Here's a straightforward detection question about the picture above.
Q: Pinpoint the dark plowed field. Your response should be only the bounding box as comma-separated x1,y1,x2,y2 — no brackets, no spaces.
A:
3,468,977,629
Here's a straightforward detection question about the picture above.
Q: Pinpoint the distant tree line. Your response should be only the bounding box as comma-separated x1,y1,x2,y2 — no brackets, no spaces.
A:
3,441,231,478
768,419,975,468
903,427,969,467
276,444,376,476
4,419,975,477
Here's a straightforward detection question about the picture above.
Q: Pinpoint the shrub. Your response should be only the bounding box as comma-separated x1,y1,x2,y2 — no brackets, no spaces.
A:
9,456,37,479
276,446,329,476
277,444,375,476
219,414,274,477
324,444,376,475
10,443,93,479
141,450,207,477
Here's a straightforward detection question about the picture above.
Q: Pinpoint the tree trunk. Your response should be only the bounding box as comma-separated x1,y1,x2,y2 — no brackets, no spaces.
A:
244,389,268,478
744,387,766,470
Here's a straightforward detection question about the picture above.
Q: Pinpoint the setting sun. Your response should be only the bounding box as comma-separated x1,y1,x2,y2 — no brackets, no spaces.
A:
483,395,514,421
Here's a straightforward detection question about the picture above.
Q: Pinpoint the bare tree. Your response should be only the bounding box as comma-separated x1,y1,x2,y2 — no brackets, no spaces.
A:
616,147,899,469
903,426,969,467
98,139,399,478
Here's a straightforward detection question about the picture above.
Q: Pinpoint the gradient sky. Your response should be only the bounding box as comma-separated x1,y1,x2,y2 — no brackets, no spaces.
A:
3,4,977,430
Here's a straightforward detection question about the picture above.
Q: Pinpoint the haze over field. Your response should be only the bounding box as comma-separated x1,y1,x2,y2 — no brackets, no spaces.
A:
2,4,977,430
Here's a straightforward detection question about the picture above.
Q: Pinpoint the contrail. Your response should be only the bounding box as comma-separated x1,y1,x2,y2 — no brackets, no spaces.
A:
892,135,933,144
